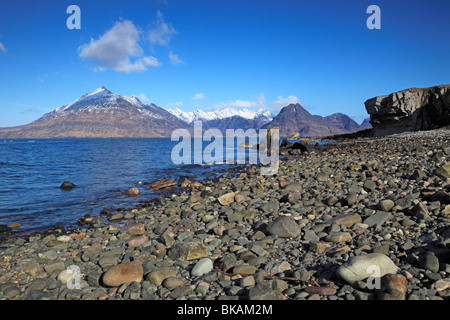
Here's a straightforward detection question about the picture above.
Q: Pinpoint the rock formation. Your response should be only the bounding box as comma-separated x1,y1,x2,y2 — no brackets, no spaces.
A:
365,84,450,136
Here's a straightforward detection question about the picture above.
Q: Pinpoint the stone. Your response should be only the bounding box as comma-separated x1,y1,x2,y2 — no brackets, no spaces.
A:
191,258,213,277
102,261,143,287
122,187,140,196
23,261,45,277
127,235,148,247
419,252,440,273
303,286,337,296
432,278,450,292
327,196,339,206
232,265,257,275
117,221,146,240
435,162,450,178
324,232,352,243
150,178,176,190
379,274,407,300
247,284,278,300
344,193,358,206
163,277,189,289
363,211,392,228
363,180,376,192
378,199,395,212
267,215,301,238
336,253,399,285
168,241,208,261
60,181,76,190
56,235,72,242
218,192,236,205
263,261,291,275
9,222,21,229
44,261,66,274
322,213,362,228
147,267,177,286
240,276,256,287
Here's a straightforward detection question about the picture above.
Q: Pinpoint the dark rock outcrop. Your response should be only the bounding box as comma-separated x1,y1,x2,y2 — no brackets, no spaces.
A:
365,84,450,136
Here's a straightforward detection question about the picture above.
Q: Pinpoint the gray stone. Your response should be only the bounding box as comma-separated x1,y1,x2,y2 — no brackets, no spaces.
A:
267,215,301,238
420,252,440,273
247,284,278,300
363,211,392,228
336,253,399,285
191,258,213,277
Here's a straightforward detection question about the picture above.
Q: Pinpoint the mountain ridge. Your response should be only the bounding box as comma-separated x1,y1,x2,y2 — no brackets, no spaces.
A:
0,87,368,138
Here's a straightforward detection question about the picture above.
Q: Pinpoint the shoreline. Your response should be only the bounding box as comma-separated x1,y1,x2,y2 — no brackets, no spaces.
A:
0,128,449,300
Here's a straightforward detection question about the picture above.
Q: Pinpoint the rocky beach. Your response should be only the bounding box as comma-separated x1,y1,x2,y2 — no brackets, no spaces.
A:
0,128,449,301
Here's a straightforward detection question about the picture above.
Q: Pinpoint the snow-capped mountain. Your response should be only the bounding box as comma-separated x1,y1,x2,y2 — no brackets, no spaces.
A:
41,86,164,120
165,107,273,132
0,87,191,138
167,107,273,124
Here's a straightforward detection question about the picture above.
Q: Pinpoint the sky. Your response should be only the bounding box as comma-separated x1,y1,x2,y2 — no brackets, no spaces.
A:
0,0,449,127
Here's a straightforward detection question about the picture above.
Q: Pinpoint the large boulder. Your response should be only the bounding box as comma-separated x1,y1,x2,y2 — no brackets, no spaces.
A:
365,84,450,136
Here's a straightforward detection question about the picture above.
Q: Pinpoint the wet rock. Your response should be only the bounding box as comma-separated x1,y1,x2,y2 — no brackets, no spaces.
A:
150,178,177,190
122,187,140,196
60,181,76,190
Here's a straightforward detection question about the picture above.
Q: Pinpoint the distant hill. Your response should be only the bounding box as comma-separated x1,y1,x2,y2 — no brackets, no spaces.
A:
261,103,363,137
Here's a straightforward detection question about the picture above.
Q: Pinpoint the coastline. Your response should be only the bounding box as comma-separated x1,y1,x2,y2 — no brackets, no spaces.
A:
0,128,449,301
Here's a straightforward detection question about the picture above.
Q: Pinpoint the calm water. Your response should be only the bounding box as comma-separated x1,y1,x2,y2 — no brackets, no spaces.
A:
0,137,263,235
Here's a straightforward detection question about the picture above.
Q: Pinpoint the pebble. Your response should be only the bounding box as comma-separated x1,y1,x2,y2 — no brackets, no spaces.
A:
267,215,302,238
191,258,213,277
336,253,399,285
147,267,177,286
102,261,143,287
1,129,449,301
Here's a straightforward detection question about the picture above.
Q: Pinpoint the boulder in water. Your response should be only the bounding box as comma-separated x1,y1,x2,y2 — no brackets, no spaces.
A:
60,181,76,190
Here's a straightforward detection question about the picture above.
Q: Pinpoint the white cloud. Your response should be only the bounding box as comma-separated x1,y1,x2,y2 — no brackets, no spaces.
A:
148,11,177,47
213,93,266,110
193,93,205,101
0,42,6,52
169,51,183,65
268,95,300,112
138,93,150,103
78,20,160,73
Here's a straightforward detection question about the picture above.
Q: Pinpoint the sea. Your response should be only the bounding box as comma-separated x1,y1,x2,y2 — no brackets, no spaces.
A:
0,137,299,236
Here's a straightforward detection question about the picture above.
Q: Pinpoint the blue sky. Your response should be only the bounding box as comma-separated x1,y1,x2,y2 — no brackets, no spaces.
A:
0,0,449,127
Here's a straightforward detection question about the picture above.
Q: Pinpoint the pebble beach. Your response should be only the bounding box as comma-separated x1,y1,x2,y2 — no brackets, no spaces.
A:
1,128,449,301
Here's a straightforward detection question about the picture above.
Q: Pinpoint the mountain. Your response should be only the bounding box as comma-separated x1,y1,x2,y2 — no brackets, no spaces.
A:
261,103,362,137
167,107,272,132
0,87,192,138
360,117,372,129
167,107,273,123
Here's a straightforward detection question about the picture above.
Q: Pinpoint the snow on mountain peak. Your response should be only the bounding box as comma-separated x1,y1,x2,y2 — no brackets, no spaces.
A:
167,107,273,123
40,87,163,120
